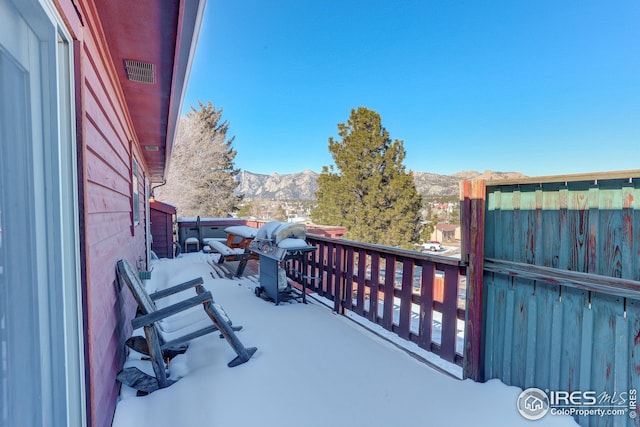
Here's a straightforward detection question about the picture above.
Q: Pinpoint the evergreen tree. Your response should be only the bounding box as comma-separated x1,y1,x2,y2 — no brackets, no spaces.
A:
419,203,439,243
311,107,422,249
273,204,287,221
236,201,255,219
156,101,242,217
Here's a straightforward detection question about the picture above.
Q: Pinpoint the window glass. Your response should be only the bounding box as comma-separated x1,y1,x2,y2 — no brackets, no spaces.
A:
0,0,83,426
0,33,41,427
0,113,5,427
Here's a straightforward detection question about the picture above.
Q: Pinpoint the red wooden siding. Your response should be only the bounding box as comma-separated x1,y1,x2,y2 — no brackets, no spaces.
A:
73,2,149,426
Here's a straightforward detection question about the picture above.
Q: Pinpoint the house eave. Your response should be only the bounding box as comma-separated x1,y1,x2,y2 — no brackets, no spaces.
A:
95,0,206,183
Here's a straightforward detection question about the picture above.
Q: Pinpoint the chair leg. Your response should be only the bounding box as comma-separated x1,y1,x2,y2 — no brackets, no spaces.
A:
144,325,169,388
202,301,257,367
235,259,248,277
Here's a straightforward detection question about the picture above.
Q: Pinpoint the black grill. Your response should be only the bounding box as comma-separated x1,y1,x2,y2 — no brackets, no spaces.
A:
249,222,316,305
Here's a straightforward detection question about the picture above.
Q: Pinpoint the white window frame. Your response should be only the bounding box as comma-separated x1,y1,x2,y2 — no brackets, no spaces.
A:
132,156,140,227
54,26,86,427
145,177,152,263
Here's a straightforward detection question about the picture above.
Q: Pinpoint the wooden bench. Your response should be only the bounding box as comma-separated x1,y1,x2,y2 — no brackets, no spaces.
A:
204,225,259,276
115,259,257,393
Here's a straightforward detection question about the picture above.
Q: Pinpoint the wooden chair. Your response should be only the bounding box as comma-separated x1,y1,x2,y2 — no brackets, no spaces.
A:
116,259,257,393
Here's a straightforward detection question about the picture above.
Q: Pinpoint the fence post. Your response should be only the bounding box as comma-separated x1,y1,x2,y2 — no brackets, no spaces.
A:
333,244,344,314
462,179,486,381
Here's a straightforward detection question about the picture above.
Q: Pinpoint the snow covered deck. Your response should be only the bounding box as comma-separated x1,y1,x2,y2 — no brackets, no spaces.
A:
112,253,576,427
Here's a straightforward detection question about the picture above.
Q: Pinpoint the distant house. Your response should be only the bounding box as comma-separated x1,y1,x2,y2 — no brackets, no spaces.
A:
0,0,204,426
307,225,347,239
432,223,461,242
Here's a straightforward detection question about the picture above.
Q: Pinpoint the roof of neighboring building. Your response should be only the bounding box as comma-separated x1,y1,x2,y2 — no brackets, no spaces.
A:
436,223,460,232
150,199,177,214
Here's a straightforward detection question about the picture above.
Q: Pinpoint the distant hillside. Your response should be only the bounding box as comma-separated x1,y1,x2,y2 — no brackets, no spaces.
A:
236,169,526,200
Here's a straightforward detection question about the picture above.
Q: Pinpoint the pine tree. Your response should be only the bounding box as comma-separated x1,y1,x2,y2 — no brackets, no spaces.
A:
311,107,422,249
156,101,242,217
273,204,287,221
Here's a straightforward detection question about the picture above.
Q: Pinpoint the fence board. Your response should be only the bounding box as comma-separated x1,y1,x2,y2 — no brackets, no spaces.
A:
622,183,635,280
534,186,544,267
343,247,354,312
599,185,624,278
382,256,395,331
627,298,640,427
418,261,435,351
398,259,413,340
519,186,537,265
532,281,559,387
542,187,562,268
559,287,587,392
524,287,537,388
633,182,640,283
498,188,514,260
483,273,496,378
355,249,366,316
613,304,628,427
368,253,380,323
566,184,589,272
315,242,326,296
549,297,563,392
332,244,343,313
326,242,335,300
490,273,508,379
511,277,533,387
512,187,523,263
441,264,459,363
485,188,497,259
577,303,594,427
590,293,621,395
502,277,515,384
588,183,600,275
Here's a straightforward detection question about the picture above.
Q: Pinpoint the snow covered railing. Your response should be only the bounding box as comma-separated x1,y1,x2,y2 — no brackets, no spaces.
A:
291,234,467,367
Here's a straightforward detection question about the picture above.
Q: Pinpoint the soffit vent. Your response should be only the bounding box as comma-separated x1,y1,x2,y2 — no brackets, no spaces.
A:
124,59,155,84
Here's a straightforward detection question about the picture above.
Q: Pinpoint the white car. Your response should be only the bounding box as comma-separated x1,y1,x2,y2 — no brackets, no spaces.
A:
422,241,442,252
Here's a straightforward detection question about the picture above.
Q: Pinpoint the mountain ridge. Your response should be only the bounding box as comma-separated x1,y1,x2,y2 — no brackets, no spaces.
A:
236,169,526,200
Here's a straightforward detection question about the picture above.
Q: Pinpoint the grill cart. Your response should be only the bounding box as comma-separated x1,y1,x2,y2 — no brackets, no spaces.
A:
249,222,317,305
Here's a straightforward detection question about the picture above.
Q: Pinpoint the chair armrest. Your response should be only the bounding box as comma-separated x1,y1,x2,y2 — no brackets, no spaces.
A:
132,291,212,330
148,277,204,300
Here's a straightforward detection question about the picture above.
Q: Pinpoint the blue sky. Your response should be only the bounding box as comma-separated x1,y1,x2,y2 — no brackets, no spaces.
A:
182,0,639,177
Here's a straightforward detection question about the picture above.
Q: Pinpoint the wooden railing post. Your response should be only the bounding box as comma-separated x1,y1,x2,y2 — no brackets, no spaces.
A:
462,179,486,381
333,244,344,314
382,255,396,331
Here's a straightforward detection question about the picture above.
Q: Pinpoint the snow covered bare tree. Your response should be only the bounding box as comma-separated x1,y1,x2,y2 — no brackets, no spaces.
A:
155,101,242,217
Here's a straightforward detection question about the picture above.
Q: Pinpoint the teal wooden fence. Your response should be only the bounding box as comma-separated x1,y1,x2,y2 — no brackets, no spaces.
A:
463,171,640,427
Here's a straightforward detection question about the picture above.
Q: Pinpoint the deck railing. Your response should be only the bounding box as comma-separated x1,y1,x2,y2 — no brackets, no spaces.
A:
287,234,467,366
